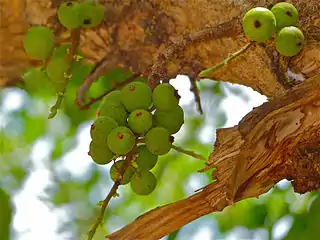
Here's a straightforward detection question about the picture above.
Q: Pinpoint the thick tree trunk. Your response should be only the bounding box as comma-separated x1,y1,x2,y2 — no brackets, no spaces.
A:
1,0,319,239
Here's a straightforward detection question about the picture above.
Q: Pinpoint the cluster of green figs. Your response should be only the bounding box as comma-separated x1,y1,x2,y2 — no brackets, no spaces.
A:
242,2,304,56
89,82,184,195
22,1,105,92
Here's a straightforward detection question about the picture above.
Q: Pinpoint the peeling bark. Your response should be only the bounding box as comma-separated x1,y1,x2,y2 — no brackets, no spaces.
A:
107,74,320,240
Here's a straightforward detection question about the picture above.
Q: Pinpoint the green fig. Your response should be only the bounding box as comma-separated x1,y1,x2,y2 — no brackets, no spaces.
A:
271,2,299,29
275,26,304,57
242,7,276,42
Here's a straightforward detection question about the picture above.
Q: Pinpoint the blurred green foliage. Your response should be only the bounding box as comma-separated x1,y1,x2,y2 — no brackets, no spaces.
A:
0,188,12,240
0,63,319,240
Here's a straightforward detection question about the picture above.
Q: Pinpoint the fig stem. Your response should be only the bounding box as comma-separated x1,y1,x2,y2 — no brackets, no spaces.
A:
198,41,254,78
48,28,81,119
172,145,206,160
48,92,65,119
87,153,133,240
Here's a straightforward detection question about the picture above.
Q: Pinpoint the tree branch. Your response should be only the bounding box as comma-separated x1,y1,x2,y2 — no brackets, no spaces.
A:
107,74,320,240
2,0,319,99
2,0,320,238
107,189,216,240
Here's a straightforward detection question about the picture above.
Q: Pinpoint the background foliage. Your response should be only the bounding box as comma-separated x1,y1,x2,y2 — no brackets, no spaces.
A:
0,64,319,240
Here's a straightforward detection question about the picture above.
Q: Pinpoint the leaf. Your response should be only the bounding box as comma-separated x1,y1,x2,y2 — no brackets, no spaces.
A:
284,194,320,240
216,199,268,232
167,229,180,240
0,188,13,240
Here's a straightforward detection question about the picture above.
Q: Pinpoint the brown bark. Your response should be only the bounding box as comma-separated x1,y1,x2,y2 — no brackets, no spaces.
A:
1,0,320,239
1,0,319,92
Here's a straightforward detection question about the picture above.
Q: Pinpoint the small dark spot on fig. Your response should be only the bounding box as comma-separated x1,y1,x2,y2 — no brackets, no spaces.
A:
66,2,73,7
286,11,293,17
136,112,142,117
297,42,302,47
83,19,92,25
254,20,261,28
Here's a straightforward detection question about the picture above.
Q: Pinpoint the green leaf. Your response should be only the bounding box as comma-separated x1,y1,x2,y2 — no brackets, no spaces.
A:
216,199,268,232
213,82,222,95
284,214,308,240
167,229,180,240
283,193,320,240
21,114,46,142
0,188,13,240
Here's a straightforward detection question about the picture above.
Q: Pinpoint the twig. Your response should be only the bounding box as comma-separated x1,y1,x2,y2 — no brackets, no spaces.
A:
176,60,204,114
182,60,204,115
171,145,206,160
198,41,254,78
260,43,294,89
190,78,203,114
48,28,81,118
67,28,81,61
87,181,120,240
76,54,121,105
87,153,134,240
76,57,106,105
78,73,142,109
48,92,65,119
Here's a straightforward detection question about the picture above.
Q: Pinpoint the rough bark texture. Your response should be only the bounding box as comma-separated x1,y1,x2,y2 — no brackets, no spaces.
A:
1,0,320,239
1,0,319,92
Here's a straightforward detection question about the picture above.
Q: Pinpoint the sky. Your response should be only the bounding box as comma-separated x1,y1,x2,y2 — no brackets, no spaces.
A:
1,76,295,240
